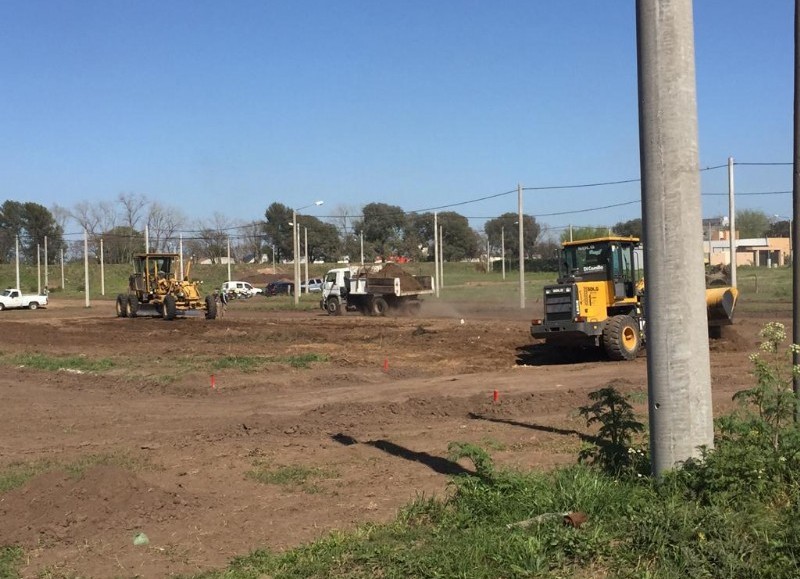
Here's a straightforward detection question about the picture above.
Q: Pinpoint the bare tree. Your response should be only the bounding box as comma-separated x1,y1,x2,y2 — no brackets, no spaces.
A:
237,221,265,263
117,192,148,230
190,213,232,264
147,202,186,252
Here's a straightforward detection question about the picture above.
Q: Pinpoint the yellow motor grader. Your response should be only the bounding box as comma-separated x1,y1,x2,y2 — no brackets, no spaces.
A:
115,253,217,320
530,236,737,360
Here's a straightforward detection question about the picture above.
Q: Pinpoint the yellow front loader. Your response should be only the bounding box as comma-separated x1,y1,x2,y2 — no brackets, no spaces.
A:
530,236,738,360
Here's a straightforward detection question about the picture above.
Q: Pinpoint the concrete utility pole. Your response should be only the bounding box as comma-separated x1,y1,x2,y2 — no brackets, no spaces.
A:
439,225,444,289
100,238,105,296
304,227,309,294
518,183,525,309
15,236,20,290
44,236,48,290
637,0,714,476
179,234,184,281
433,212,440,297
728,157,737,288
60,249,64,289
293,201,324,305
501,227,506,280
36,244,41,294
83,229,90,307
793,0,800,420
227,237,232,281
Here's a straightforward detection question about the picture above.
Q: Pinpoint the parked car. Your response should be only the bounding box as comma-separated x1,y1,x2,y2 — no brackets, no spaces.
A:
222,281,262,299
300,278,324,293
264,281,294,296
0,288,48,310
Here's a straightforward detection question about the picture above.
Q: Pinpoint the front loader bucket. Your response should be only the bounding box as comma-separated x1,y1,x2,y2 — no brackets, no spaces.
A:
706,286,738,327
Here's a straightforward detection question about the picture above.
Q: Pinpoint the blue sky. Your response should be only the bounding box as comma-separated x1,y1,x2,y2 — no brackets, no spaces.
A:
0,1,794,237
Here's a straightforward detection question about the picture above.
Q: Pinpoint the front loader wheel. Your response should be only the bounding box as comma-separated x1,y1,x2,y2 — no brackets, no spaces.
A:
116,294,128,318
162,295,177,321
205,295,218,319
602,315,641,361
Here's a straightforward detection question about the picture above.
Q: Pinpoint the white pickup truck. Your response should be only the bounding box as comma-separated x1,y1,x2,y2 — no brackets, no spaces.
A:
0,288,48,311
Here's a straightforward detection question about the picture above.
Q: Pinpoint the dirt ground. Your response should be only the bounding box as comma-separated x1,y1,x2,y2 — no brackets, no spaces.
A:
0,295,778,578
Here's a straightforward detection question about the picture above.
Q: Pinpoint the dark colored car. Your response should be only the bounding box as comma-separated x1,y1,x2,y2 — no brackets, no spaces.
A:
264,281,294,296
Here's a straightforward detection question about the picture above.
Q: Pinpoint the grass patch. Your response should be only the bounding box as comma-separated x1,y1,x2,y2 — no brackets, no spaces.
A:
212,353,328,372
246,462,337,494
0,546,23,578
10,353,114,373
0,451,150,494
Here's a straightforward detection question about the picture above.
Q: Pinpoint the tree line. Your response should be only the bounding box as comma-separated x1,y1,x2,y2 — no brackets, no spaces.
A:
1,195,786,266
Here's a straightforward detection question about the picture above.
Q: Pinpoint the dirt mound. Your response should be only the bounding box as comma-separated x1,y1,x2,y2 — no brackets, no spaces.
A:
0,465,195,547
710,326,752,353
364,263,424,291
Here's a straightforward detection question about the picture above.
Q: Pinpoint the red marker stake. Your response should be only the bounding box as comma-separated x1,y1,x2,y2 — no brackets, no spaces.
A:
383,358,389,372
493,390,499,402
211,374,216,389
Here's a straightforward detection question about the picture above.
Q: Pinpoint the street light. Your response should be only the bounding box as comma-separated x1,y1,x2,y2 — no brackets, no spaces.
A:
293,200,324,305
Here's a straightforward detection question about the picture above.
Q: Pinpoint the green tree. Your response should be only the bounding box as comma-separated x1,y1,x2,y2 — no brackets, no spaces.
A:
559,226,610,243
484,213,541,259
355,203,407,259
263,203,295,262
101,226,145,264
736,209,771,238
297,216,341,262
438,212,479,261
0,201,65,264
613,218,643,239
403,212,478,262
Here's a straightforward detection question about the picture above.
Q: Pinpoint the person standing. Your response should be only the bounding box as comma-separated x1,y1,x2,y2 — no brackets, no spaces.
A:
216,289,228,318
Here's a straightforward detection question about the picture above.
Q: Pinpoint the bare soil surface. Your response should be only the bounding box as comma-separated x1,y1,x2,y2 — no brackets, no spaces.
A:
0,297,772,578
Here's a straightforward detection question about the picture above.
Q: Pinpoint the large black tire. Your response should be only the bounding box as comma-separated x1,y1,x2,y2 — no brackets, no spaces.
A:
116,294,128,318
126,295,139,318
326,296,342,316
205,295,218,319
0,302,5,311
602,315,641,361
162,295,177,321
372,297,389,317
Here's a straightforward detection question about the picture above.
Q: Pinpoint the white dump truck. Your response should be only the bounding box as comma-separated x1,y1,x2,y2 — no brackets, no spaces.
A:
320,263,434,316
0,288,49,311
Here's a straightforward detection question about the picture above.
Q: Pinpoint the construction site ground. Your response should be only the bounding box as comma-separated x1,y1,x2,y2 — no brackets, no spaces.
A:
0,296,779,577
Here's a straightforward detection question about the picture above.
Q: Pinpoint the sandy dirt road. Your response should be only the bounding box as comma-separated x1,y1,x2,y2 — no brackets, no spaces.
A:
0,297,769,577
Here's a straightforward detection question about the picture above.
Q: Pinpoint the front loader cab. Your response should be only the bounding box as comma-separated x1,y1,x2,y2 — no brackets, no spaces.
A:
559,237,641,302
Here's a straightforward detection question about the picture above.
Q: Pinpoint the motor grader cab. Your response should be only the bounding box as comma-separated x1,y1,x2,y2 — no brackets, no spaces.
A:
115,253,217,320
530,236,738,360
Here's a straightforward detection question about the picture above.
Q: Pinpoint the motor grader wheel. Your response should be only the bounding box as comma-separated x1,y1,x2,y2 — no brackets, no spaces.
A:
126,295,139,318
205,294,218,320
115,294,128,318
162,295,177,320
602,315,641,361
